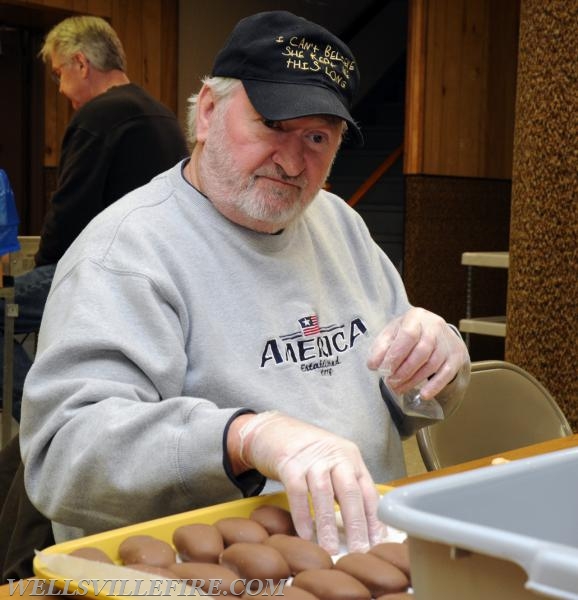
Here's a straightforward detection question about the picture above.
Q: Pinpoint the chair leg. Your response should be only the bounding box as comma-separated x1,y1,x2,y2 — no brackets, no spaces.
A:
1,285,16,448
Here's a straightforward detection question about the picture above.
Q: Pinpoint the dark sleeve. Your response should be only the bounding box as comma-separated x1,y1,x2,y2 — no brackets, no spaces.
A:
35,88,188,267
35,125,110,266
222,410,266,497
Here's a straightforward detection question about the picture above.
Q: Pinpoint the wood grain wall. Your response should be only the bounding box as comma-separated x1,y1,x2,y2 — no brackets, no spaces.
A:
405,0,520,178
15,0,179,167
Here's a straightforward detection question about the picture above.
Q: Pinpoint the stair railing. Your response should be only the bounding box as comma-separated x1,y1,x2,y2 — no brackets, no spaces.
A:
347,143,404,207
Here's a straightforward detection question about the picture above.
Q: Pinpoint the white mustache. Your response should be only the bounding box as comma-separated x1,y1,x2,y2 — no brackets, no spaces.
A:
253,166,307,189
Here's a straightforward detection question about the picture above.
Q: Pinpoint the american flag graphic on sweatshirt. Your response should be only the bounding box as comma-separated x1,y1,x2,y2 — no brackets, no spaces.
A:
299,315,321,336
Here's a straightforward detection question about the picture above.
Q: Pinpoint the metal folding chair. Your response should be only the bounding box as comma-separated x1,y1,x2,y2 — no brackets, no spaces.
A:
417,360,572,470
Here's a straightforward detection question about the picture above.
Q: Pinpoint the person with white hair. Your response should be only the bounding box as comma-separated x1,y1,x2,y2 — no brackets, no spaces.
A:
21,11,470,555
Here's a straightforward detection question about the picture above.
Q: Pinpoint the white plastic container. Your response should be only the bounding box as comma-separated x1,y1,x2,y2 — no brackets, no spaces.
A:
379,447,578,600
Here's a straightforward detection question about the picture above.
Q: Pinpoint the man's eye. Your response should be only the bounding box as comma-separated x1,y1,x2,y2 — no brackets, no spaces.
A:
309,133,326,144
263,120,282,130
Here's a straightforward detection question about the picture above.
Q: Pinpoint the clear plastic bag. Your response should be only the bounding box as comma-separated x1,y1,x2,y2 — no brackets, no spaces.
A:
378,368,444,439
395,385,444,420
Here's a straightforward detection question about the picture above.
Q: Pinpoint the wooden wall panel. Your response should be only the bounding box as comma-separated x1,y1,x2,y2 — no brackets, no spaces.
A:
405,0,519,179
84,0,111,16
112,0,141,82
160,0,179,112
140,0,162,98
404,0,426,176
18,0,110,16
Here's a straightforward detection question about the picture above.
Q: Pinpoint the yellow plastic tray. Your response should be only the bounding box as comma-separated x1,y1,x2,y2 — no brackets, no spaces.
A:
34,485,393,597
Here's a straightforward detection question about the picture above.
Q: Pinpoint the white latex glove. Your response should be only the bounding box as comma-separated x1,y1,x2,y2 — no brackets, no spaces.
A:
367,307,470,400
238,411,387,555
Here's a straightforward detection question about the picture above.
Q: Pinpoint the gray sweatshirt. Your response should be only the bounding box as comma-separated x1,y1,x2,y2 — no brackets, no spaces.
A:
21,160,428,540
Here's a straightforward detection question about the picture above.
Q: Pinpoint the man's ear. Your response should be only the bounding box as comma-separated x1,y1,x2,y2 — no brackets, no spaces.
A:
195,85,217,144
74,52,90,79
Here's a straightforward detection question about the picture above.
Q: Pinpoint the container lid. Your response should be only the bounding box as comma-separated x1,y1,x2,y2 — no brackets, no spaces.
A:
379,448,578,599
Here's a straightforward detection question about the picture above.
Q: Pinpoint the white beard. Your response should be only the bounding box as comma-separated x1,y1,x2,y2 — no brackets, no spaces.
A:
198,105,321,229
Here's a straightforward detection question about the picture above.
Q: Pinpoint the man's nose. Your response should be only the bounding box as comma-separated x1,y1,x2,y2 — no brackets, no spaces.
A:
272,135,305,177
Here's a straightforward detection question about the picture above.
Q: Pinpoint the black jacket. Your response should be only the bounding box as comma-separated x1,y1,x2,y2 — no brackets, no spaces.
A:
36,83,188,266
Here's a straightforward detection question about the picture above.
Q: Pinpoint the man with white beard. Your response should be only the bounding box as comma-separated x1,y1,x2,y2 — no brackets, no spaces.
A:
21,11,470,555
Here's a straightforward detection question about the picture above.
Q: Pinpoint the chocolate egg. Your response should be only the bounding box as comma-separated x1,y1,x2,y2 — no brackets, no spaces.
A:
335,552,409,596
170,562,246,595
264,534,333,574
69,547,113,564
292,568,371,600
375,594,413,600
215,517,269,545
250,505,297,536
173,523,224,563
369,542,411,578
219,542,290,591
118,535,176,567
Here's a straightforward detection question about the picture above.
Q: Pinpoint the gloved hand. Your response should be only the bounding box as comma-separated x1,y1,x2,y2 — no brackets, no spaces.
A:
367,307,470,400
237,411,387,555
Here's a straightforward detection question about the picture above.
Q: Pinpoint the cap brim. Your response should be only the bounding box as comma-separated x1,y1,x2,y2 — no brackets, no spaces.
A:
242,80,364,147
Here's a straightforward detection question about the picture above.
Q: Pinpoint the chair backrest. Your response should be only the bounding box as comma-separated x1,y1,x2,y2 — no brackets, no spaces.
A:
7,236,40,277
416,360,572,470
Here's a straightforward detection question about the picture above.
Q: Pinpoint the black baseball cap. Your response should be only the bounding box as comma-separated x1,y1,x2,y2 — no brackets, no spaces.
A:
211,11,363,146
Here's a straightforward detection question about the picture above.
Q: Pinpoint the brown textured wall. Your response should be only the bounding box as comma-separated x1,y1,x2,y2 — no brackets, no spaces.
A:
507,0,577,430
404,175,510,361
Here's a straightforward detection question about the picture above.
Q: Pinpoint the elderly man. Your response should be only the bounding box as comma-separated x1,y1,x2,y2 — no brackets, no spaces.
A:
21,11,470,554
